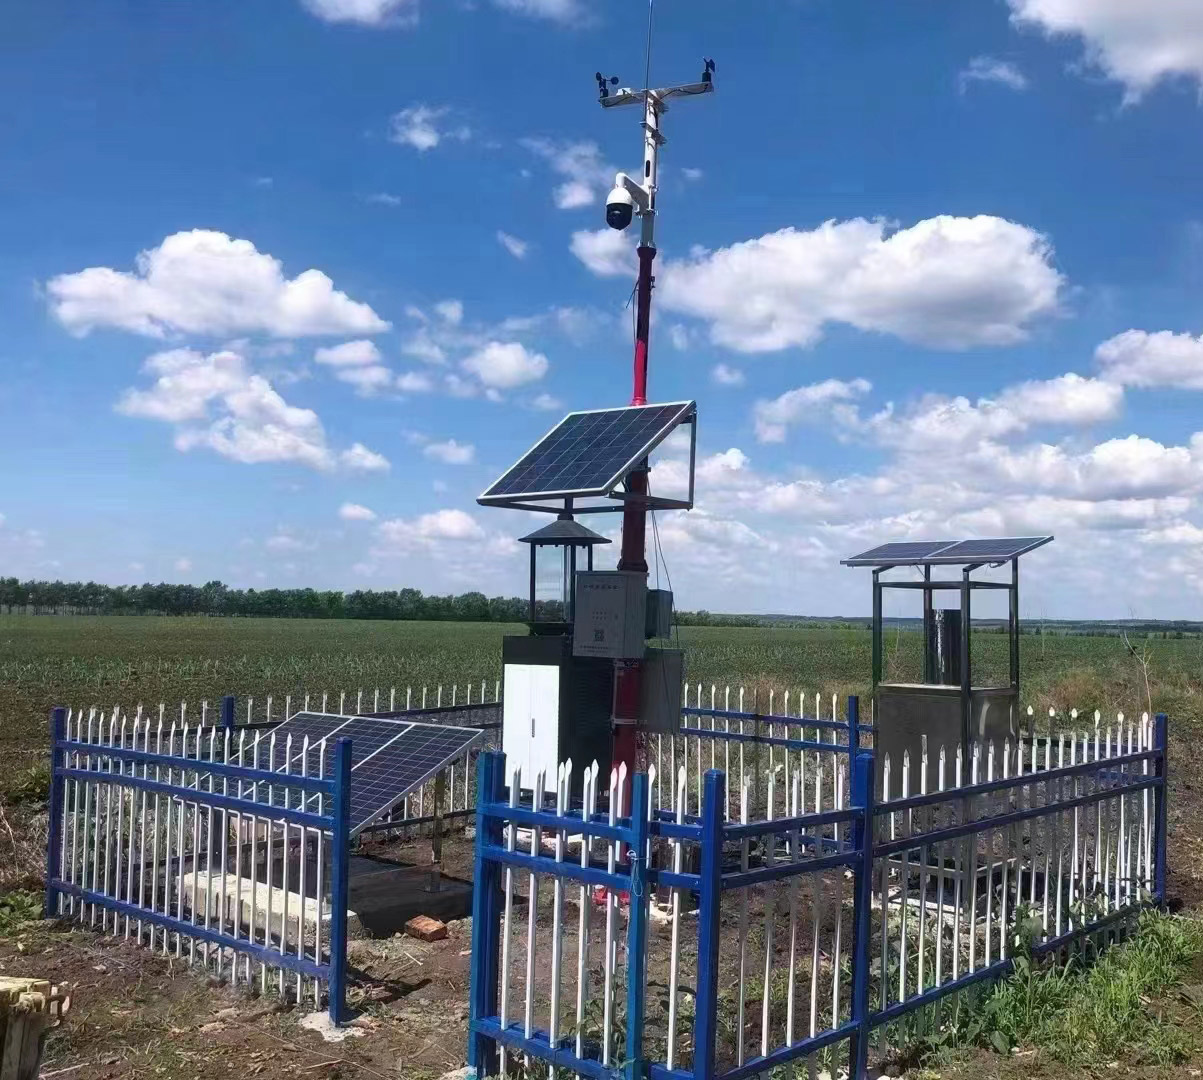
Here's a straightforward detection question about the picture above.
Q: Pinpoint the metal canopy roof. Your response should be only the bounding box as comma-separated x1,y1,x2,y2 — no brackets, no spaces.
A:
518,518,612,546
842,536,1053,568
477,401,696,513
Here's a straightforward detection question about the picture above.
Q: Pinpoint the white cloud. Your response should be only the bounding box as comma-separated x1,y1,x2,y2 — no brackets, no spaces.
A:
1096,329,1203,389
376,509,485,551
301,0,418,25
570,229,632,277
422,438,475,464
265,532,314,553
389,105,471,152
497,231,530,259
828,373,1123,451
462,341,549,389
339,502,377,522
48,230,389,339
435,299,464,325
669,324,691,351
396,370,436,393
754,378,873,443
364,192,403,207
530,392,562,411
336,364,395,396
958,56,1029,92
1008,0,1203,100
712,363,745,387
682,167,704,181
340,443,391,472
655,215,1063,352
491,0,586,22
314,340,381,367
521,139,615,209
174,557,193,573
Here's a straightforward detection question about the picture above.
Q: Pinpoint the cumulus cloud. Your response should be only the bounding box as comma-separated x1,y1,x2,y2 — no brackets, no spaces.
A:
422,438,475,464
300,0,418,25
376,509,484,550
570,229,632,277
339,502,377,522
754,378,873,443
1096,329,1203,389
389,105,471,152
1007,0,1203,100
492,0,586,22
340,443,391,472
314,340,381,367
461,341,549,389
48,230,389,339
521,139,615,209
958,56,1029,92
497,231,530,259
396,370,436,393
530,392,562,411
175,557,193,573
650,215,1063,352
117,348,390,471
712,363,746,387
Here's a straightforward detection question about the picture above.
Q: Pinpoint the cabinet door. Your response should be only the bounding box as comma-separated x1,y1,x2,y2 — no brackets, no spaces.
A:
501,664,532,787
526,665,561,797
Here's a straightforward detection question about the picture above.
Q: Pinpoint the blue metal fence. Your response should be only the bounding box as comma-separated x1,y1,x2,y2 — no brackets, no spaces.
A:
45,706,353,1022
468,709,1169,1079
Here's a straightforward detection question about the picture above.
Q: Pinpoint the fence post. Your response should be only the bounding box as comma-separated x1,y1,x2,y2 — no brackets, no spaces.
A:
1154,713,1168,906
221,695,236,731
693,769,726,1080
45,706,67,918
468,751,505,1077
625,773,651,1080
327,737,352,1025
848,694,860,751
848,750,876,1080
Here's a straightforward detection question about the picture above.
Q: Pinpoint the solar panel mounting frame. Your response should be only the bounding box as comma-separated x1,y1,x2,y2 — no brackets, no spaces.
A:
477,400,697,513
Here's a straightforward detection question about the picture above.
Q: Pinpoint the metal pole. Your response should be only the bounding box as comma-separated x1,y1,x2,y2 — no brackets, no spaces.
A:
871,570,883,688
922,566,933,684
692,769,725,1080
1154,713,1169,906
468,752,505,1075
624,773,651,1080
1009,558,1020,690
45,706,67,918
848,750,876,1079
327,737,352,1025
960,567,972,749
221,695,236,732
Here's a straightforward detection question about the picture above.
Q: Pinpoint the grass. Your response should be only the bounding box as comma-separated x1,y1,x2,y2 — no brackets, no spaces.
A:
902,910,1203,1070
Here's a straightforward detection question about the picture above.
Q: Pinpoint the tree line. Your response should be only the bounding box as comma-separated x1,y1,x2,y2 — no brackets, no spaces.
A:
0,577,543,622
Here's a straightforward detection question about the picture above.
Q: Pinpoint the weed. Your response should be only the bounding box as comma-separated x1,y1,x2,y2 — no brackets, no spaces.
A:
2,763,50,805
0,888,42,934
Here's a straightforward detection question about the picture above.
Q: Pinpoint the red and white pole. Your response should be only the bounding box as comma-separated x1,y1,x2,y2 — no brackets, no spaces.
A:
611,95,663,779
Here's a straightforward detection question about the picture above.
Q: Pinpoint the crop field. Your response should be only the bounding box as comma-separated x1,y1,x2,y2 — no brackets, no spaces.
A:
3,613,1201,773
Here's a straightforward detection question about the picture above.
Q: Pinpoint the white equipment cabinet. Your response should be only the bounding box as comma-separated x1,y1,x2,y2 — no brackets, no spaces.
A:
501,663,561,795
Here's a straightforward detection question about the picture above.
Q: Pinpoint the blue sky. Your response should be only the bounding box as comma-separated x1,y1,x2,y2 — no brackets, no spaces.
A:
4,0,1203,618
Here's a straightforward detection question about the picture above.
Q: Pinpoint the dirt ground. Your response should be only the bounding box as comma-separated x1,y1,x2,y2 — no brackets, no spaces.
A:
5,728,1203,1080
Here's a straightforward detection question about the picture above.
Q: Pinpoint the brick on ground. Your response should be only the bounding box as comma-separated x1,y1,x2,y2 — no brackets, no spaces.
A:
404,916,448,942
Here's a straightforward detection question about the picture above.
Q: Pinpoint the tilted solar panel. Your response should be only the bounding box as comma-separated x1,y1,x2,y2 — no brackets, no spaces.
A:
842,536,1053,567
928,538,1052,562
241,712,482,834
479,401,694,503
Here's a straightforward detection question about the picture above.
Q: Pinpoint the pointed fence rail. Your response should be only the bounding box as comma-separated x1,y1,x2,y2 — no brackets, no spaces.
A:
468,706,1169,1080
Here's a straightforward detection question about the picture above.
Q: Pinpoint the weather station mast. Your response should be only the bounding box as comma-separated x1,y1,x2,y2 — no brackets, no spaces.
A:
596,15,716,779
476,3,715,798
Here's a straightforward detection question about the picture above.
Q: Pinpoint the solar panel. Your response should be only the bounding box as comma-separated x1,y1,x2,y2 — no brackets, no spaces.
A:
479,401,695,504
244,712,482,834
927,538,1052,562
842,541,957,566
842,536,1052,567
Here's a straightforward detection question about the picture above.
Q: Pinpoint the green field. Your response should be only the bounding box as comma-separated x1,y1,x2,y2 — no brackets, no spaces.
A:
3,613,1200,773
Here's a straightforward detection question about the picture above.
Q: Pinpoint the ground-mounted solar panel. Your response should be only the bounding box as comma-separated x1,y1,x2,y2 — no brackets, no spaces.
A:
244,712,483,834
926,537,1052,563
842,536,1053,567
842,541,956,566
479,401,695,505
